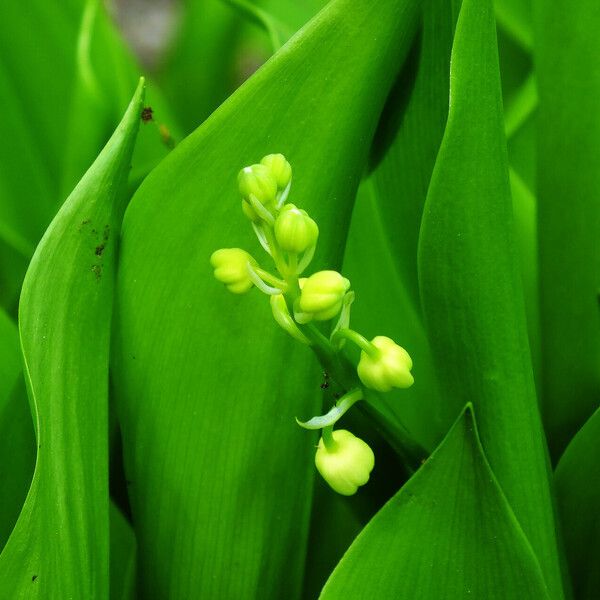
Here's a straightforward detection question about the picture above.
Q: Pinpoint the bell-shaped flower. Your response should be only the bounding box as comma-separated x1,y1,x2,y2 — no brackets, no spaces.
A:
315,429,375,495
357,335,414,392
296,270,350,322
261,153,292,191
210,248,256,294
274,204,318,254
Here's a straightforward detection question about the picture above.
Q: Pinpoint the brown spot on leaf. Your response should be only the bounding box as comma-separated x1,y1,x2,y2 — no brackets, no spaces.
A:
141,106,153,123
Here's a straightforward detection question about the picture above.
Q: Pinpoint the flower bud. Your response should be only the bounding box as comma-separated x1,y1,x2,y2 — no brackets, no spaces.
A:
261,153,292,190
210,248,256,294
357,336,414,392
274,204,319,254
297,271,350,321
315,430,374,496
238,164,277,207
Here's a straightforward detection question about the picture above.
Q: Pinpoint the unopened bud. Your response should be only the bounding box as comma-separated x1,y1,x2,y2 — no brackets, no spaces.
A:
357,336,414,392
210,248,256,294
261,153,292,190
238,164,277,208
315,430,374,495
296,271,350,322
274,204,318,254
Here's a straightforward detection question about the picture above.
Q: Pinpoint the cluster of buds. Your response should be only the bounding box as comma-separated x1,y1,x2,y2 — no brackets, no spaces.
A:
211,154,414,495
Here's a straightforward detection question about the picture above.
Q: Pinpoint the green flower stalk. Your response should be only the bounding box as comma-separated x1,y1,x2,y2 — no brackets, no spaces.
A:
211,154,423,495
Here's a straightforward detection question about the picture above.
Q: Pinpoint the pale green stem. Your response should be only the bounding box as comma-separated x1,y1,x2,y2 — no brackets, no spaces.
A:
321,425,337,451
254,266,287,289
331,328,379,358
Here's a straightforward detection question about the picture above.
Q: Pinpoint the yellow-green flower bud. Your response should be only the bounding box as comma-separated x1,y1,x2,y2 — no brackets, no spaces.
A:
210,248,256,294
261,153,292,190
238,164,277,207
274,204,319,254
357,336,414,392
315,430,374,496
297,271,350,321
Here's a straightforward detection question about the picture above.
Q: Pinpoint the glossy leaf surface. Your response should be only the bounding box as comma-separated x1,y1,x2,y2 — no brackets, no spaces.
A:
417,0,564,595
535,0,600,458
113,0,421,596
0,81,144,599
321,407,549,599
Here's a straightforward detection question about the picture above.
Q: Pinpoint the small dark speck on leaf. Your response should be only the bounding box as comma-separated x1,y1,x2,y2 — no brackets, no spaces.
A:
141,106,153,123
95,244,105,256
32,575,38,582
92,265,102,280
103,225,110,241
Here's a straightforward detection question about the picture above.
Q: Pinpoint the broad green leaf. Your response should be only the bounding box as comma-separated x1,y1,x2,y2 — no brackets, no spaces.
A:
113,0,421,596
555,408,600,599
534,0,600,459
347,0,459,451
0,80,144,599
417,0,566,596
343,180,442,452
320,407,549,599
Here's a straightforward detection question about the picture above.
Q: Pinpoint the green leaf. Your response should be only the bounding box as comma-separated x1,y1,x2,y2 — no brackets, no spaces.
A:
555,408,600,599
0,0,177,310
343,180,442,452
344,0,460,451
113,0,422,596
320,406,549,599
534,0,600,458
157,0,244,133
417,0,566,596
0,80,144,599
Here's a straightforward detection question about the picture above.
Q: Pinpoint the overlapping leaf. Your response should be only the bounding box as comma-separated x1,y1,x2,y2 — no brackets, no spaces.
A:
113,0,422,596
534,0,600,458
320,407,549,599
417,0,565,595
0,81,144,599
